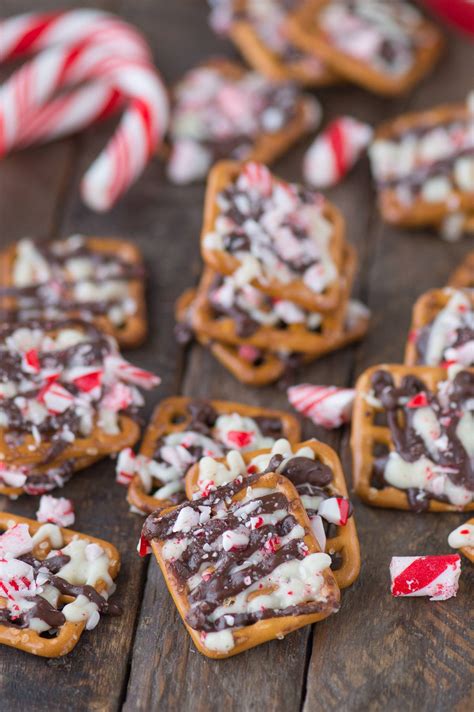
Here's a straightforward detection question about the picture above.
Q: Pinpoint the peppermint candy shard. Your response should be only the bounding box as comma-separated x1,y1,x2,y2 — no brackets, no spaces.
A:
116,447,137,485
390,555,461,601
0,523,33,558
287,383,355,429
36,495,75,527
137,534,151,557
318,497,350,526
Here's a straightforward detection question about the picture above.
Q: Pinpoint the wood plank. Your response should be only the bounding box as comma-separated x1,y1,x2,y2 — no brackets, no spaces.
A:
303,28,474,712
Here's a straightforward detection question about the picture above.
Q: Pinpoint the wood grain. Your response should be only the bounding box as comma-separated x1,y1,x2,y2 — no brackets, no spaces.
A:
0,2,472,711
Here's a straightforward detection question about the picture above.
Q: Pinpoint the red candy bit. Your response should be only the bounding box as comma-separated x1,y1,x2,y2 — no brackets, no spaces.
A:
337,498,350,526
238,344,261,363
247,464,257,474
406,392,428,409
137,535,151,557
408,329,418,344
251,516,264,530
460,529,470,535
22,348,40,373
264,536,280,553
73,369,103,392
227,430,253,448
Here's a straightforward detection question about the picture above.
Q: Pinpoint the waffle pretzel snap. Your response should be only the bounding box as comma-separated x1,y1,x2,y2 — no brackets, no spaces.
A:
0,318,159,497
368,98,474,234
287,0,443,96
352,364,474,513
185,438,360,589
405,288,474,367
226,0,339,87
201,160,347,312
125,395,300,514
448,251,474,288
141,470,340,658
0,236,147,349
167,59,320,184
175,286,369,386
0,513,120,657
191,243,357,353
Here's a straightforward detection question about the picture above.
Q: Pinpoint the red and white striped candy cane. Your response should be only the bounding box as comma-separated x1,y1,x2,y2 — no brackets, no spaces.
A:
0,10,169,211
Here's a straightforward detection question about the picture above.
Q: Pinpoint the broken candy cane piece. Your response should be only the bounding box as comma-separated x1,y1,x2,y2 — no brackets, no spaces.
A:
116,447,137,485
137,534,151,557
448,523,474,549
102,382,134,412
104,355,160,389
287,383,355,429
0,523,33,558
310,514,326,552
303,117,373,188
318,497,350,526
0,558,36,601
38,381,75,414
0,462,28,488
36,495,75,527
390,555,461,601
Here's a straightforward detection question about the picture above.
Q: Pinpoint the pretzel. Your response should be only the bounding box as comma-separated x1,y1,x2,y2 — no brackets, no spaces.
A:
448,251,474,288
405,288,474,367
0,236,147,348
448,518,474,563
126,396,301,514
351,364,474,512
200,160,347,312
0,317,158,496
368,99,474,234
167,59,320,184
227,0,339,87
288,0,443,96
185,438,360,589
0,512,120,657
142,471,340,658
176,287,370,386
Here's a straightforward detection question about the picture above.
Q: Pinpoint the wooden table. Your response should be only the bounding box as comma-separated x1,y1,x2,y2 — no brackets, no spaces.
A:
0,2,472,710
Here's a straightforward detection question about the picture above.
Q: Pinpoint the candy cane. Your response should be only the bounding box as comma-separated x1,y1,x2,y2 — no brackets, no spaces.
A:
0,11,169,211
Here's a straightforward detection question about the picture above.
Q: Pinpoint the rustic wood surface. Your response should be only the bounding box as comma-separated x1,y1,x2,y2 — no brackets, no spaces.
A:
0,1,473,711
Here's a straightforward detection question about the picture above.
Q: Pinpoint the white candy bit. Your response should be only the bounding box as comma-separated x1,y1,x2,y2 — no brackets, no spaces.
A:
115,447,137,485
310,514,326,552
40,382,75,414
102,382,133,412
390,555,461,601
0,558,36,599
318,497,350,526
0,462,27,488
288,383,355,429
36,495,75,527
167,139,211,184
0,523,33,558
85,543,105,562
448,523,474,549
303,117,373,188
172,506,200,533
104,355,160,389
222,528,250,551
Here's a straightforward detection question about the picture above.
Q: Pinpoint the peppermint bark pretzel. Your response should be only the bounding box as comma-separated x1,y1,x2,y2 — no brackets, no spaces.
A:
201,160,347,312
288,0,443,96
175,287,369,387
351,364,474,512
448,251,474,289
226,0,338,87
405,288,474,367
167,58,320,185
185,438,360,589
0,513,120,657
0,318,158,497
369,98,474,234
448,517,474,563
126,396,300,514
191,244,357,353
142,471,340,658
0,236,147,348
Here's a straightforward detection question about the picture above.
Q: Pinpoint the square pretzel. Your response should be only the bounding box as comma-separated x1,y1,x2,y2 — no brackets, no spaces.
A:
228,0,339,87
352,364,474,512
176,286,369,386
404,288,474,366
171,58,317,172
200,160,347,312
0,512,120,657
144,471,340,658
0,318,140,497
369,102,474,229
448,251,474,288
192,242,356,354
185,438,360,590
288,0,443,96
0,236,147,348
127,396,301,514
